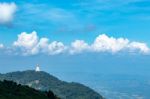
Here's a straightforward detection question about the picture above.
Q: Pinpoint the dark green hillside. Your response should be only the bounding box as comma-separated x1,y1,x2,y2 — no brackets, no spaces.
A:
0,70,104,99
0,80,58,99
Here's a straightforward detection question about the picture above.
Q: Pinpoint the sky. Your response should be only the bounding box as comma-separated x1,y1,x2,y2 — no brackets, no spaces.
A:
0,0,150,75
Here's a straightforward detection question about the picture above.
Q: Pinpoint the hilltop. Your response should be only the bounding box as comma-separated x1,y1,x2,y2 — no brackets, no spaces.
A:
0,70,104,99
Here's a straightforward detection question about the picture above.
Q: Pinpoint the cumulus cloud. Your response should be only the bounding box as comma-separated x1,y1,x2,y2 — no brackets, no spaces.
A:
128,42,150,54
47,41,66,55
0,44,4,49
0,2,17,24
13,31,39,55
91,34,150,54
13,31,38,49
92,34,129,53
70,40,89,54
13,31,66,55
38,38,49,52
38,38,66,55
12,32,150,55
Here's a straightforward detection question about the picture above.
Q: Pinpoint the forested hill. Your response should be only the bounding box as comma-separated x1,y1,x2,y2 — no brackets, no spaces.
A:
0,70,104,99
0,80,58,99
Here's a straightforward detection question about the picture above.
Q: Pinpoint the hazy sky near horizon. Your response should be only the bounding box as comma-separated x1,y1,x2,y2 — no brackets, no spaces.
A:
0,0,150,74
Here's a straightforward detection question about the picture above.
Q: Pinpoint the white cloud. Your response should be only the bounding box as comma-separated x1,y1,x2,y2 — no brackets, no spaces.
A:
13,31,38,49
38,38,66,55
47,41,66,55
12,32,150,55
91,34,129,53
0,2,17,24
38,38,49,53
70,40,89,54
13,31,66,55
128,42,150,54
91,34,150,54
13,31,39,55
0,44,4,49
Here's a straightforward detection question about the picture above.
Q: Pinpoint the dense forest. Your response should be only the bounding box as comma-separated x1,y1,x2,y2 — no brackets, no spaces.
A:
0,80,59,99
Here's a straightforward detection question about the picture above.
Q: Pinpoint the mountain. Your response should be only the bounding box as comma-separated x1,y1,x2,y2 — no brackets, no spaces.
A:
0,70,104,99
0,80,58,99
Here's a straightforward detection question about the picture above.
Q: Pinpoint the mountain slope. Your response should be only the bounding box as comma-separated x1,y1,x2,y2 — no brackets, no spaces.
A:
0,80,58,99
0,70,104,99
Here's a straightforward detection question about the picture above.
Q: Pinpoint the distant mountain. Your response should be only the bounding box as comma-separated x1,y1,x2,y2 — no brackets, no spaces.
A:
0,70,104,99
0,80,58,99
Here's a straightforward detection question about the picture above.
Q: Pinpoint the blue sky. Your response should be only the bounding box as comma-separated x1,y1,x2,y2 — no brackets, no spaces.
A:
0,0,150,74
0,0,150,45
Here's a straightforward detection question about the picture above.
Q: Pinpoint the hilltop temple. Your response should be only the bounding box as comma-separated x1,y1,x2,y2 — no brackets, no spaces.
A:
35,64,40,72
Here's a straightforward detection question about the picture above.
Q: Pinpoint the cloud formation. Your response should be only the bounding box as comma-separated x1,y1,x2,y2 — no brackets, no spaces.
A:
91,34,150,54
13,31,66,55
0,2,17,24
12,31,150,55
92,34,129,53
38,38,66,55
128,42,150,53
13,31,39,55
0,44,4,49
70,40,89,54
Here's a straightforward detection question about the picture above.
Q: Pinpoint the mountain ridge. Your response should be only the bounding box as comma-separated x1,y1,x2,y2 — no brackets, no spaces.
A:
0,70,104,99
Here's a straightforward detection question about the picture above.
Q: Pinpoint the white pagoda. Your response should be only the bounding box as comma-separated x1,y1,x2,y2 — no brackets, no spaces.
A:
35,64,40,72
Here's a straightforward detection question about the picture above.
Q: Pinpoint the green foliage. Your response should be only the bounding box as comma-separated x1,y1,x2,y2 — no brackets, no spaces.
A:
0,80,58,99
0,70,104,99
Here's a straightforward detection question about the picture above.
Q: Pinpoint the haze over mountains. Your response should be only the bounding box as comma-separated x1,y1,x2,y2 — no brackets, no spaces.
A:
60,72,150,99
